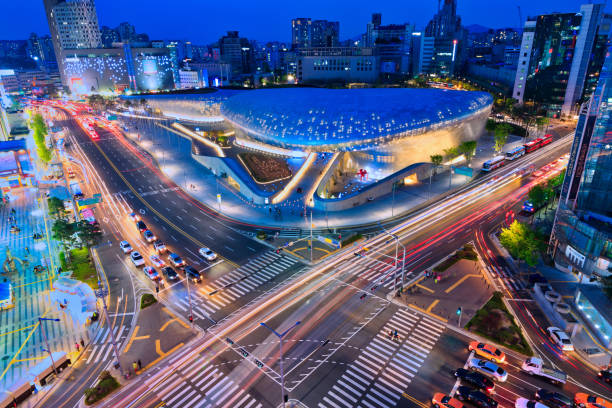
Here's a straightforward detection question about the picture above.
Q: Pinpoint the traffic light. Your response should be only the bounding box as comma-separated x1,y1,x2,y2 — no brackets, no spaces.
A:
189,315,193,323
360,293,367,300
456,307,462,316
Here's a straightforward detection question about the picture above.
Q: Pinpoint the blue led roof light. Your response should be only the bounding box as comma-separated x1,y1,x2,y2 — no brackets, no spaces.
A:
220,88,493,151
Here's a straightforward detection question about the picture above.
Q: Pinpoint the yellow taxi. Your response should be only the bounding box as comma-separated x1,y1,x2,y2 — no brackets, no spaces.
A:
432,392,465,408
574,394,611,408
468,341,506,363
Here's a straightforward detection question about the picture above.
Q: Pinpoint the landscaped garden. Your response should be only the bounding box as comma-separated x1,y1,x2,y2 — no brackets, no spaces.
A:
238,152,292,183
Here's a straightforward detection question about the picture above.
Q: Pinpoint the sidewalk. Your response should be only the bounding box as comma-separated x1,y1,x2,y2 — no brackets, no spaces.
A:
0,187,92,391
116,114,522,230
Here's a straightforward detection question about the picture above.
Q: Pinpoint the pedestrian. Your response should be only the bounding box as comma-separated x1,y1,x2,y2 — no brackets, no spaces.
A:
80,338,85,348
137,359,142,370
394,329,399,340
75,342,80,352
132,361,138,372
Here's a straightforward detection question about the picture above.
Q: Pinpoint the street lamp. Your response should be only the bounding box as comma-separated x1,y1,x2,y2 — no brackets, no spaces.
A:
378,224,406,290
38,317,60,375
260,321,300,407
185,273,194,324
94,281,124,376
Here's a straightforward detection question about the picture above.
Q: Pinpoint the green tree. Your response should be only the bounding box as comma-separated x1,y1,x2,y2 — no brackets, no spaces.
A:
528,185,547,209
547,169,566,189
536,116,549,136
499,221,543,266
31,113,52,163
430,154,443,175
504,98,517,116
443,146,459,160
47,197,65,219
459,141,477,163
52,219,75,246
494,123,512,153
485,119,497,134
75,220,102,247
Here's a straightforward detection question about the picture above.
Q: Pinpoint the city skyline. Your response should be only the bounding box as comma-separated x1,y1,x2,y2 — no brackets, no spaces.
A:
0,0,605,43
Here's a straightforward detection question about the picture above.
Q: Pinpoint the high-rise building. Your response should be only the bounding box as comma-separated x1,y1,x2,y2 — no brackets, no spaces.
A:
292,18,312,49
363,13,413,75
296,47,378,83
27,33,57,70
550,43,612,279
425,0,465,76
118,22,136,42
411,32,435,75
43,0,102,86
218,31,254,75
100,26,119,48
311,20,340,48
512,4,608,116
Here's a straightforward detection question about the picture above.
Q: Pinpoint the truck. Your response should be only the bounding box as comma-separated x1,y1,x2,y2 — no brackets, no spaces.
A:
521,357,566,385
69,181,83,199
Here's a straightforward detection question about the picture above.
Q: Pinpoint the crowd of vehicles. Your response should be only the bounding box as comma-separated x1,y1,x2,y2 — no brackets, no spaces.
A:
434,341,611,408
122,211,217,288
483,134,554,172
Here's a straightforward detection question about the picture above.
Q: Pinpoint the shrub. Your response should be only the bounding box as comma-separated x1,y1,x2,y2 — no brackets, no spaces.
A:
341,233,362,247
141,293,157,309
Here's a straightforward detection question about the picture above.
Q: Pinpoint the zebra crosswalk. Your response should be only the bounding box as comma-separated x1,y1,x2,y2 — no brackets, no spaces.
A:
171,251,302,320
83,325,130,364
156,354,262,408
319,308,446,408
336,257,400,290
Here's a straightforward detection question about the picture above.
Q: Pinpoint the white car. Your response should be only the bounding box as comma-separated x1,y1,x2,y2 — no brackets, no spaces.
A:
143,229,156,243
119,240,132,254
149,254,165,268
515,398,549,408
153,240,167,253
547,327,573,351
143,266,162,283
130,251,145,267
198,247,217,261
468,358,508,382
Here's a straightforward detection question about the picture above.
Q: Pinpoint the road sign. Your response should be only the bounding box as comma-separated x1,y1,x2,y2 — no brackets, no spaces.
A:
453,166,473,177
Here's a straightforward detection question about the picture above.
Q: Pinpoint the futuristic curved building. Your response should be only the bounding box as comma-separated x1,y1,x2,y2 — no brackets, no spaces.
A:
124,87,492,210
221,88,492,174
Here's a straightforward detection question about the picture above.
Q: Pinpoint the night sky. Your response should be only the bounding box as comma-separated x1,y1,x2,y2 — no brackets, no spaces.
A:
0,0,597,44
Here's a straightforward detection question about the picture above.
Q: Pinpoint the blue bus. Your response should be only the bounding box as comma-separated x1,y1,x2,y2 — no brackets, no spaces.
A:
482,156,506,172
505,146,526,161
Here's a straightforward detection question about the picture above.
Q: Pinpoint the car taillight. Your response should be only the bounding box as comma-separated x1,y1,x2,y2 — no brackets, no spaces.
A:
598,372,602,377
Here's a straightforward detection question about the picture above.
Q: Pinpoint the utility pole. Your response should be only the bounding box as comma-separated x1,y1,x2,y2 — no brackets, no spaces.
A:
95,281,124,377
260,321,301,407
39,317,61,375
186,274,194,325
310,211,313,263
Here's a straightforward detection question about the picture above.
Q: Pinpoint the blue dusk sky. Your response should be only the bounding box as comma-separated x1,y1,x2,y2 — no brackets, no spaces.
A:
0,0,597,44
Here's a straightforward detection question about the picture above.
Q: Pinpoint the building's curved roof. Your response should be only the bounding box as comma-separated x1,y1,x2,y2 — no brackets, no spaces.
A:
220,88,492,150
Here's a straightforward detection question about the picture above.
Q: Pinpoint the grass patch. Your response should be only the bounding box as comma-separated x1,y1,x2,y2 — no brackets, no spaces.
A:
466,291,532,355
238,152,291,183
64,247,98,289
84,371,120,405
141,294,157,310
434,244,478,273
341,233,363,247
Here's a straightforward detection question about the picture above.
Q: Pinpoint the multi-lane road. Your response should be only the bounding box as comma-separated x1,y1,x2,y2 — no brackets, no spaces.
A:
42,107,611,408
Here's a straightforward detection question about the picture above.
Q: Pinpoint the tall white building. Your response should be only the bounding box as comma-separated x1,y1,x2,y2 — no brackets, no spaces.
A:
411,32,435,75
43,0,102,86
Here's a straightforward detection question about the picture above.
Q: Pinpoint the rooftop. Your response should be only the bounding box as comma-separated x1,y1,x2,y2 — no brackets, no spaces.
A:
220,88,492,150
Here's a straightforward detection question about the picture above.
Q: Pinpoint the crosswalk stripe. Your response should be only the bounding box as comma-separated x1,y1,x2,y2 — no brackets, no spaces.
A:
220,389,245,408
361,399,378,408
410,332,436,347
337,379,361,397
208,377,232,401
190,364,214,383
374,381,399,400
364,392,392,408
368,341,393,357
100,343,113,362
225,287,242,297
354,359,379,376
397,349,425,363
381,370,408,387
166,387,192,404
214,384,238,404
333,385,358,403
182,395,204,408
394,353,420,370
369,386,396,405
401,344,428,359
323,396,342,408
413,329,441,343
207,297,226,308
235,282,252,291
420,318,446,331
183,358,208,379
328,390,353,407
363,347,388,362
240,280,257,289
341,374,367,391
158,376,186,398
195,368,218,388
347,367,373,383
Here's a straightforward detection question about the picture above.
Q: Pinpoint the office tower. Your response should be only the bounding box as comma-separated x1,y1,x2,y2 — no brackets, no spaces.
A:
311,20,340,47
411,33,435,75
513,4,608,116
425,0,465,76
292,18,312,49
551,43,612,278
43,0,102,86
